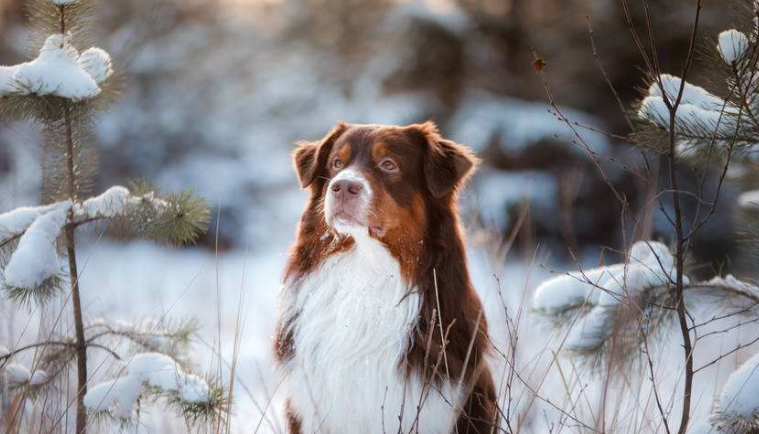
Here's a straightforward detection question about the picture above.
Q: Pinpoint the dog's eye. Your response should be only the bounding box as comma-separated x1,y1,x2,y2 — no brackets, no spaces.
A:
333,158,344,170
379,159,398,172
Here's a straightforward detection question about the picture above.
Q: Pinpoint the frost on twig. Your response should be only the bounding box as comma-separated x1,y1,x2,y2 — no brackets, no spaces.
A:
84,352,222,422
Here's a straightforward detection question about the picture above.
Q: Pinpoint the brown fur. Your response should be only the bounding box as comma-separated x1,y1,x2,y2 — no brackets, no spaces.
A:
275,121,497,434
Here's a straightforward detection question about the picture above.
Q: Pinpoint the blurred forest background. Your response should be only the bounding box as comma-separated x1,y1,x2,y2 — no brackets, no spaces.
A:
0,0,753,431
0,0,742,261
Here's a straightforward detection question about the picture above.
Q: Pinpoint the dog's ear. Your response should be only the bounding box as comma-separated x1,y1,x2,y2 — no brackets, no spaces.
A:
409,121,479,198
293,122,349,188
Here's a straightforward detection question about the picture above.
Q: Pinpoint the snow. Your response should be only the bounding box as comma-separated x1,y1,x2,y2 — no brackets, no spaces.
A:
1,35,113,100
46,0,83,5
84,352,211,419
0,345,9,358
4,362,31,385
0,206,50,241
534,241,679,351
533,264,624,312
565,306,614,351
599,240,676,301
84,376,142,419
10,35,101,100
29,369,48,385
3,201,71,290
647,74,726,111
639,74,741,137
719,351,759,425
78,47,113,84
639,95,737,134
73,186,168,220
534,241,675,312
76,186,131,218
738,190,759,208
718,29,749,64
704,274,759,296
687,424,716,434
535,240,757,352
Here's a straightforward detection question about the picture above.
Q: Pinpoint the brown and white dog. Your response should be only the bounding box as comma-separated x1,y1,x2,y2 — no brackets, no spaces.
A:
274,122,496,433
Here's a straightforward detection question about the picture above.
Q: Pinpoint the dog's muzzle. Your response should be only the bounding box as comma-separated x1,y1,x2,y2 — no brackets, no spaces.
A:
325,169,371,232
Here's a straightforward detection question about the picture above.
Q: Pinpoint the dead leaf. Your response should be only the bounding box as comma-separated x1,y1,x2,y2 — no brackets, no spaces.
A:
532,56,547,73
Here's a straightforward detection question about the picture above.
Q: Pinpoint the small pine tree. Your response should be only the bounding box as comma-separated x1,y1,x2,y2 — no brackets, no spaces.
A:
0,0,222,431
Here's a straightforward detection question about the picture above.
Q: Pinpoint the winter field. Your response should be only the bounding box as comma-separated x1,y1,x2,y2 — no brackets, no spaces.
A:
3,0,759,433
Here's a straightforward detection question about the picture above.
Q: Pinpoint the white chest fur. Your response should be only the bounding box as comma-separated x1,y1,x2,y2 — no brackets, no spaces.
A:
278,234,460,433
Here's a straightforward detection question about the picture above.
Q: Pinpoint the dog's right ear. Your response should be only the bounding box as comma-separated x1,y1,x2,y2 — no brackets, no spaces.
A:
292,122,349,188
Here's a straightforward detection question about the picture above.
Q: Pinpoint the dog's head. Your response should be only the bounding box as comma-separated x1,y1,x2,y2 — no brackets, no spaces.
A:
293,122,478,250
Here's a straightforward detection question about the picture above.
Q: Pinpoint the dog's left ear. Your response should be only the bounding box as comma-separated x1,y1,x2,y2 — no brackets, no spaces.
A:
293,122,348,188
409,121,479,198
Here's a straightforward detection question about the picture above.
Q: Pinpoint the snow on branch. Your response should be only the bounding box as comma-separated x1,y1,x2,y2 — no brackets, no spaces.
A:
3,200,70,291
738,190,759,209
75,186,135,219
0,186,173,299
0,202,64,244
534,241,678,352
647,74,727,112
3,361,51,388
718,29,750,65
78,48,113,84
46,0,84,6
84,352,216,420
698,275,759,302
535,240,759,357
0,34,112,101
638,75,741,141
4,362,31,385
635,72,757,161
711,351,759,432
1,184,206,302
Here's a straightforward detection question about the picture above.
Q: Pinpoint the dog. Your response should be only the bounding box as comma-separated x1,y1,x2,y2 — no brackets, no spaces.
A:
274,122,496,433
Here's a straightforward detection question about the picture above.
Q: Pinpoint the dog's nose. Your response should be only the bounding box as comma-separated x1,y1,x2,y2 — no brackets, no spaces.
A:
331,180,363,197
